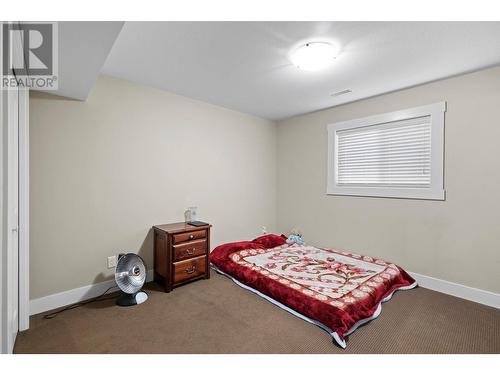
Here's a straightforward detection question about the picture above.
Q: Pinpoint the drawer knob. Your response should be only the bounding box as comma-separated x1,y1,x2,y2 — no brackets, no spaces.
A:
185,265,196,274
189,234,195,240
186,248,195,255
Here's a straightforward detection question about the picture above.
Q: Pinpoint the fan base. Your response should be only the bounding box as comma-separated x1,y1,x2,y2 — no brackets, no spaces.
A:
116,291,148,306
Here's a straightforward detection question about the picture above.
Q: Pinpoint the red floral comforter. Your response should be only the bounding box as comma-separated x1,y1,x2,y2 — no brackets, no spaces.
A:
209,234,416,348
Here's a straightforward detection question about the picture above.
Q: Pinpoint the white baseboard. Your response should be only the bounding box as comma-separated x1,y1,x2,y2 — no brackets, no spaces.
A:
29,269,499,316
409,272,500,309
30,270,154,316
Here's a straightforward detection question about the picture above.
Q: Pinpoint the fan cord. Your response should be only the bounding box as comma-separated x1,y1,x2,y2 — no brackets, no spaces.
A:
43,285,119,319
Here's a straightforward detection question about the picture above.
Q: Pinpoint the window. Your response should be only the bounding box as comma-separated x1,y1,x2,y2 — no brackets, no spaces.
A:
327,102,445,200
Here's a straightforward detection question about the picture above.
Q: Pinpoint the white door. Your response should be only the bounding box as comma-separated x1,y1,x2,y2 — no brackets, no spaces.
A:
1,21,29,353
1,85,20,353
6,86,20,353
1,22,30,353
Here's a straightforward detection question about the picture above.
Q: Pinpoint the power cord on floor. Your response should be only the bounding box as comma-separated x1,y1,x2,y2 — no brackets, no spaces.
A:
43,286,119,319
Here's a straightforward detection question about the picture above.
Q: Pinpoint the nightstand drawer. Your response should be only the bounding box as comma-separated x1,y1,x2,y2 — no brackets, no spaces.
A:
153,222,211,292
173,240,207,261
173,256,206,284
173,230,206,244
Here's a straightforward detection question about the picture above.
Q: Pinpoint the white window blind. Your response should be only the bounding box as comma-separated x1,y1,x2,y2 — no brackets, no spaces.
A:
336,116,431,187
327,102,446,200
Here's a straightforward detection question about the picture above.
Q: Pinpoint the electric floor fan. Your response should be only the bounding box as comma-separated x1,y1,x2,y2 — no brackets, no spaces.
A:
115,253,148,306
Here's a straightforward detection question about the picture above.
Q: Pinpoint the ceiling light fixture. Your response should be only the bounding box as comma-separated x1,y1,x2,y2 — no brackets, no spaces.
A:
290,42,339,71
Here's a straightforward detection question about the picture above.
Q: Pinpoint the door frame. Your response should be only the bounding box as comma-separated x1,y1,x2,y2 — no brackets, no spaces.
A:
0,20,30,353
1,85,18,354
0,87,28,354
18,88,29,332
0,77,7,354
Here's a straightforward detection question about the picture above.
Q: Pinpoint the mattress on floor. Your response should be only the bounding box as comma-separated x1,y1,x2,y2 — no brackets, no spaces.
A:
209,234,417,348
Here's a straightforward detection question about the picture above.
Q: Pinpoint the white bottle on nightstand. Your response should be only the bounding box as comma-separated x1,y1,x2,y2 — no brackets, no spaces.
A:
188,206,197,222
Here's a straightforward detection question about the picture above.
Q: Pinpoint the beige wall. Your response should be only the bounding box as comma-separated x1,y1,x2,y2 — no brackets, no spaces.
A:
277,66,500,294
31,67,500,299
30,75,277,299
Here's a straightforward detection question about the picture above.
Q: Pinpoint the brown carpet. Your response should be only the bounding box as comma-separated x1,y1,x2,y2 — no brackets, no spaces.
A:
14,270,500,354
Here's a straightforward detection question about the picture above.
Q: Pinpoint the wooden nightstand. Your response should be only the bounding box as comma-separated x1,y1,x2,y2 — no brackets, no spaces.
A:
153,222,211,292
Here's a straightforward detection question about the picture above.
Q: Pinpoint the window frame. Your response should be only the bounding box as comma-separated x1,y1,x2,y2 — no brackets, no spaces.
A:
327,102,446,200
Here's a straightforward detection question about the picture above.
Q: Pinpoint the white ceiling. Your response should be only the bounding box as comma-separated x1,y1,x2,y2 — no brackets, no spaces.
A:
101,22,500,120
37,21,124,100
42,22,490,119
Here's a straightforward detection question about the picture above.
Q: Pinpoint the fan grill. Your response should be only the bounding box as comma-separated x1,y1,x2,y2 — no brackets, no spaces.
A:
115,254,147,294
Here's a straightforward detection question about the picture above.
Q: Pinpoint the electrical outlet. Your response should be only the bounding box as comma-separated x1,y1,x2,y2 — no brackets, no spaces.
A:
107,255,117,269
261,226,267,234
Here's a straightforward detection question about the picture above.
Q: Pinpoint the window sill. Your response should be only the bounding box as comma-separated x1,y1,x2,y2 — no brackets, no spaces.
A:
326,186,445,201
